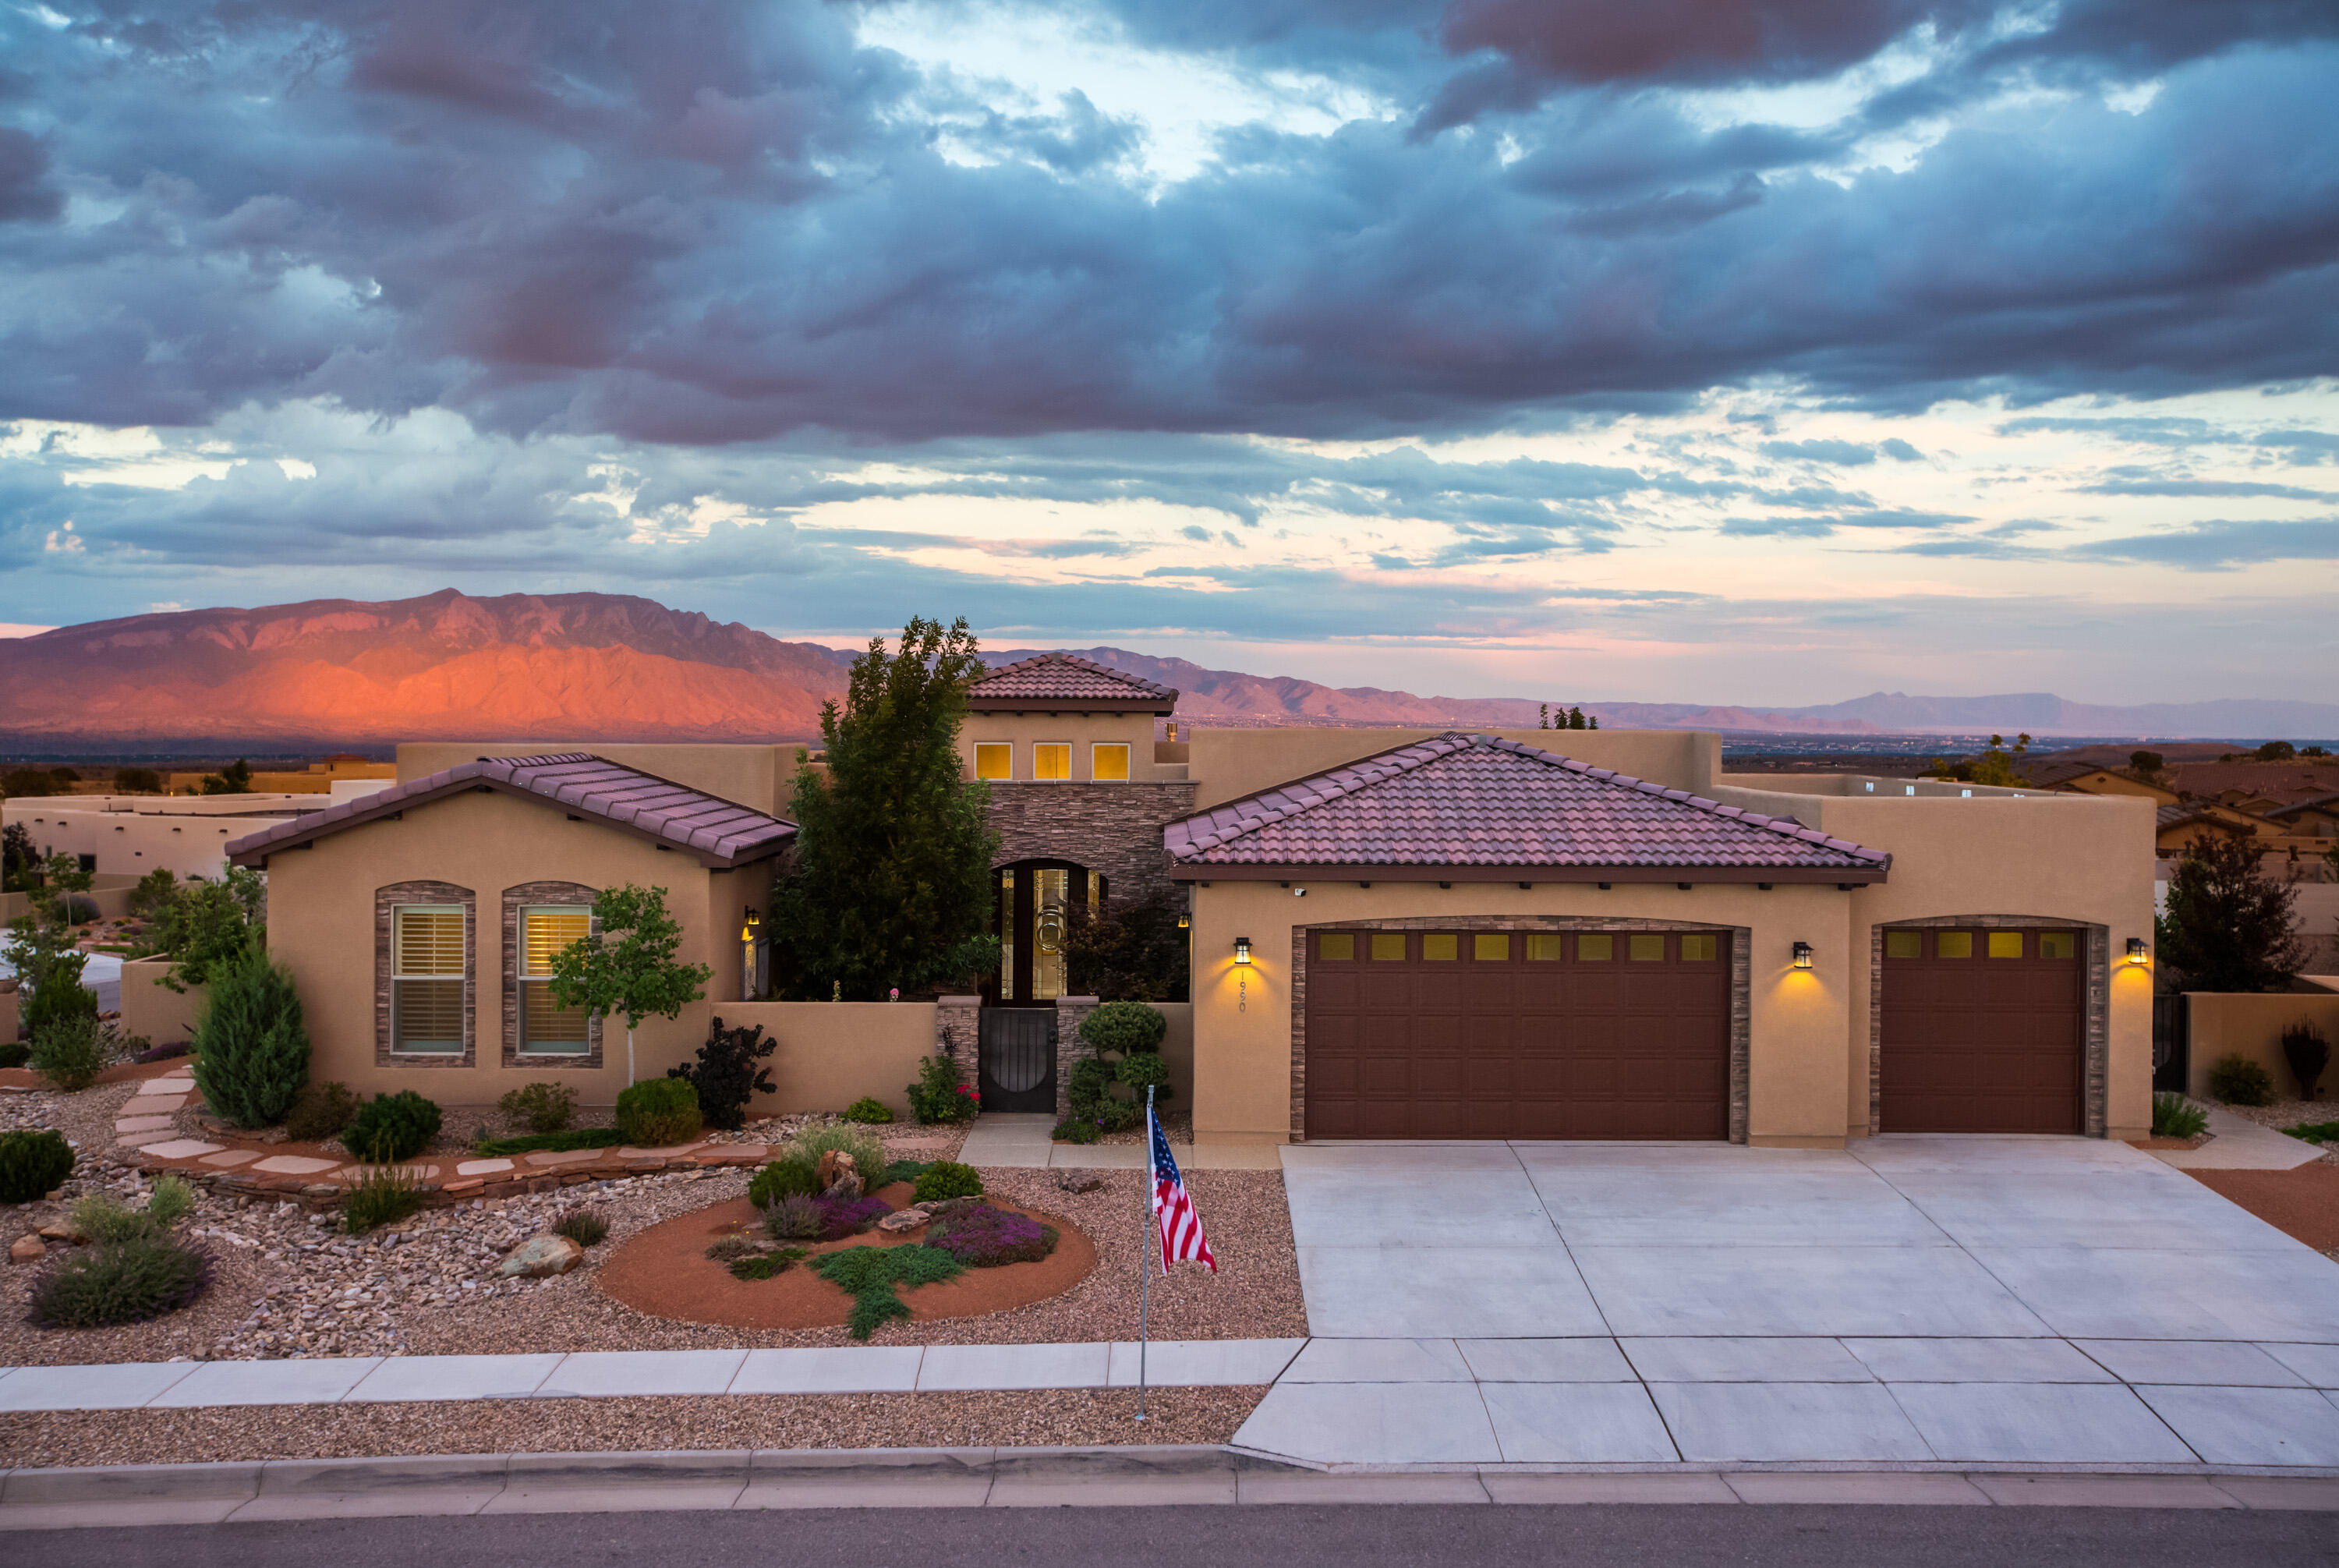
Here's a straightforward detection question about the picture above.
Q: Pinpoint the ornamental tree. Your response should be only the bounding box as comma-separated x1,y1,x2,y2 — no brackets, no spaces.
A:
545,883,713,1084
2157,834,2305,993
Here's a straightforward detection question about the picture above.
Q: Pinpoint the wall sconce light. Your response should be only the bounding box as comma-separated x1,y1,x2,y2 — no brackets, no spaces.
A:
740,908,761,943
1177,913,1191,930
1791,941,1814,970
2127,938,2149,965
1233,936,1253,966
1293,887,1308,897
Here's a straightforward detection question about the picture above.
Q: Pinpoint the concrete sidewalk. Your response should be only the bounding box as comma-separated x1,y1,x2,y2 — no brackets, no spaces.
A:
959,1113,1282,1170
6,1446,2339,1529
2146,1105,2327,1171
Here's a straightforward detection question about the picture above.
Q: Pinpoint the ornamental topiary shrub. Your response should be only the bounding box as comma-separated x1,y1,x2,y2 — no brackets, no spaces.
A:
2152,1092,2210,1140
283,1080,358,1144
1078,1000,1166,1057
905,1054,978,1124
1064,1057,1140,1133
2207,1053,2277,1107
926,1204,1058,1268
30,1014,106,1092
342,1090,443,1163
27,1237,212,1328
842,1096,893,1124
667,1017,775,1131
498,1081,577,1134
189,947,310,1128
616,1077,702,1147
1116,1050,1173,1104
763,1194,825,1240
0,1128,75,1202
749,1154,819,1209
911,1160,983,1204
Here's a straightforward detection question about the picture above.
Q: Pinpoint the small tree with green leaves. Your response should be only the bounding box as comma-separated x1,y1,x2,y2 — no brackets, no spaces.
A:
199,758,256,795
545,883,712,1085
770,616,1000,1000
2157,834,2305,994
150,868,266,991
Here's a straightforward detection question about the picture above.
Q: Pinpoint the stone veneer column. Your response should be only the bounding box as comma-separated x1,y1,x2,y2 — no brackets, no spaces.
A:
1053,995,1100,1118
935,996,981,1085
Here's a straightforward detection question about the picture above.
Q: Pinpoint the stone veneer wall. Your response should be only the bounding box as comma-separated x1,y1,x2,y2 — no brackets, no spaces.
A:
1052,994,1100,1117
983,781,1195,909
935,996,981,1081
500,880,603,1069
375,880,476,1070
1868,914,2110,1138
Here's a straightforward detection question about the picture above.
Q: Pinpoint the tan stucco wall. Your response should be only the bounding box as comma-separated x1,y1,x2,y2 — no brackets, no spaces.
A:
5,795,310,881
257,788,765,1108
1,986,16,1044
717,1001,940,1120
395,743,796,819
2186,992,2339,1103
959,712,1173,781
1191,728,1720,811
119,958,206,1046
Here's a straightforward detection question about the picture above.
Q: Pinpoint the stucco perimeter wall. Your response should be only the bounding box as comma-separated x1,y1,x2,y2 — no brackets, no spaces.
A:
1184,878,1849,1146
395,743,796,819
257,788,763,1108
1,986,16,1043
1189,728,1721,811
1828,793,2158,1141
2186,992,2339,1103
717,1001,939,1120
119,958,206,1046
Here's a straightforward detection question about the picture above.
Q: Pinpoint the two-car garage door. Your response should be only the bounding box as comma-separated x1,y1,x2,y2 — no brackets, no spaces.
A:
1303,929,1731,1140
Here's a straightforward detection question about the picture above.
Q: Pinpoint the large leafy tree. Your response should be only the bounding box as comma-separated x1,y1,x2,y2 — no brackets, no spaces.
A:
546,883,712,1085
2157,834,2305,993
772,615,999,1000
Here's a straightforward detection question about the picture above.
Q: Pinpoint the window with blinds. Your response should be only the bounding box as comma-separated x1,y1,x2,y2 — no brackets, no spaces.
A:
519,906,591,1053
391,906,465,1054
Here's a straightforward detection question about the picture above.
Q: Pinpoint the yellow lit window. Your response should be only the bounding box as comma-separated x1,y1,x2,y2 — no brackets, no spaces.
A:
1578,935,1614,961
1937,932,1974,958
975,743,1010,780
1474,934,1509,961
1681,934,1718,961
1423,934,1459,961
1371,933,1407,961
391,906,465,1054
1988,931,2025,959
1525,933,1563,961
1885,931,1922,959
1319,933,1356,961
2039,931,2076,960
1092,743,1130,781
1033,743,1071,780
519,907,591,1053
1629,935,1665,961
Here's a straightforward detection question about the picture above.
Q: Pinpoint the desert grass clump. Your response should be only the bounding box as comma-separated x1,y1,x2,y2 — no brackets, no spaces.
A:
782,1123,886,1188
763,1193,825,1241
500,1081,578,1134
2151,1092,2209,1141
552,1209,609,1248
28,1236,212,1328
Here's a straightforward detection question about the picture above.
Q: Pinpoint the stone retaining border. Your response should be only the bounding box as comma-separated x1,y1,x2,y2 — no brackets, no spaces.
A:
5,1446,2339,1527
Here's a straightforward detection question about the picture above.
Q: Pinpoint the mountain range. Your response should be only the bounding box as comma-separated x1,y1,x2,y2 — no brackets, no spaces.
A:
0,589,2330,746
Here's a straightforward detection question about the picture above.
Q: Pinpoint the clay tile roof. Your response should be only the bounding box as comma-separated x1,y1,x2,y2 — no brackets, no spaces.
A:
968,652,1178,712
1165,733,1890,880
227,753,796,869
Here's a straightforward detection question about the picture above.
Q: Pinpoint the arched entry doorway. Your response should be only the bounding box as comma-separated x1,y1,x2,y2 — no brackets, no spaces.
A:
992,859,1106,1005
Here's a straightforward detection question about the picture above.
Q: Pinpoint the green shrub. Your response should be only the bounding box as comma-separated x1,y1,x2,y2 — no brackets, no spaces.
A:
905,1054,978,1124
0,1042,28,1069
1050,1113,1107,1144
0,1128,75,1202
283,1080,358,1144
27,1236,212,1327
189,947,310,1128
784,1124,888,1190
553,1209,609,1248
341,1159,423,1233
749,1154,819,1209
2152,1092,2209,1140
1065,1057,1140,1132
1079,1000,1167,1056
2206,1053,2277,1107
472,1127,622,1158
842,1096,894,1124
499,1081,578,1134
813,1244,964,1339
616,1077,702,1146
1116,1050,1173,1104
74,1176,193,1244
19,945,97,1039
912,1160,983,1204
667,1017,775,1131
61,892,100,925
146,1173,194,1229
728,1245,807,1281
877,1159,931,1188
763,1194,825,1241
30,1014,106,1092
343,1090,443,1163
2284,1120,2339,1145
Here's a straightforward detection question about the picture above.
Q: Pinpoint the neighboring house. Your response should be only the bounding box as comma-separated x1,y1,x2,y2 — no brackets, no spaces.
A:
229,658,2155,1144
2154,802,2286,856
2267,793,2339,840
2027,761,2180,805
2,791,327,882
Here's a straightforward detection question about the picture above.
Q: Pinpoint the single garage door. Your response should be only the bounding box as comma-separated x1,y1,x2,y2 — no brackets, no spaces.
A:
1303,928,1731,1140
1880,927,2084,1134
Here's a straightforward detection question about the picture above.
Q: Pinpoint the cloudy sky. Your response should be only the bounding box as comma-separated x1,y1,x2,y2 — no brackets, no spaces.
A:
1,0,2334,705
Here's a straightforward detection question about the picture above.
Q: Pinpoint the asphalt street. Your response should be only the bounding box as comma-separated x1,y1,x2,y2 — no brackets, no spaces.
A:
7,1504,2334,1568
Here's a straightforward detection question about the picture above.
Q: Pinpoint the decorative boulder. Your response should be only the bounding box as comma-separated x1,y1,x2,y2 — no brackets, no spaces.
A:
816,1150,863,1200
1055,1171,1105,1195
875,1205,932,1235
497,1234,585,1278
11,1234,47,1264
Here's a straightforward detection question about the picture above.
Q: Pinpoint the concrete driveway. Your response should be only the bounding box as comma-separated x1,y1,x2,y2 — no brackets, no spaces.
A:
1235,1136,2339,1467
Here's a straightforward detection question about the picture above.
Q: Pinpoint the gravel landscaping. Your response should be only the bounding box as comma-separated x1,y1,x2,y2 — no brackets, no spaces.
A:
0,1386,1268,1466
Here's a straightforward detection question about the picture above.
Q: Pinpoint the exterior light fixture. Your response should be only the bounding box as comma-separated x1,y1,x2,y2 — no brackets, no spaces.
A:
1293,887,1308,897
740,908,761,943
1791,941,1814,970
1233,936,1253,966
2127,938,2149,965
1177,913,1191,930
740,908,763,1001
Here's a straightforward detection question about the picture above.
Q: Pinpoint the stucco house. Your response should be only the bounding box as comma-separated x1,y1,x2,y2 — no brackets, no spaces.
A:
225,652,2157,1146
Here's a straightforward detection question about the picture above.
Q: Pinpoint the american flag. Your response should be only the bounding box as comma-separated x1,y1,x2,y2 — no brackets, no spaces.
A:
1148,1106,1216,1273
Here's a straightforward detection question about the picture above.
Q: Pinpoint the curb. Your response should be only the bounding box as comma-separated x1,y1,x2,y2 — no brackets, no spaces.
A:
6,1446,2339,1526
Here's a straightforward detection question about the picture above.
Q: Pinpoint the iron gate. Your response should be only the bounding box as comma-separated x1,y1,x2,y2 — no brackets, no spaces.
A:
2153,993,2189,1094
978,1008,1057,1113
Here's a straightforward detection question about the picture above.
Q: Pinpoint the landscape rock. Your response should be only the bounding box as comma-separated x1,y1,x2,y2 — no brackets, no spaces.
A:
10,1234,47,1263
495,1234,585,1278
874,1205,931,1234
37,1220,87,1244
816,1150,863,1200
1055,1171,1105,1195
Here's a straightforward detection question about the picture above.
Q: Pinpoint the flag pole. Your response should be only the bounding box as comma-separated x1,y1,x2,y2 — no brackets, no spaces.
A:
1138,1085,1154,1422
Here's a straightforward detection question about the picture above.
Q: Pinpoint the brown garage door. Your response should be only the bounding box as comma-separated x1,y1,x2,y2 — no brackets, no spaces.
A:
1303,929,1731,1140
1880,927,2084,1133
